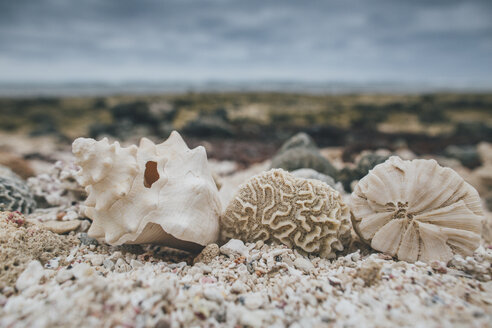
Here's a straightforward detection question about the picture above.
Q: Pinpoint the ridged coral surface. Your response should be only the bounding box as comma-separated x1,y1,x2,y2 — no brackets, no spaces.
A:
221,169,351,258
350,156,484,263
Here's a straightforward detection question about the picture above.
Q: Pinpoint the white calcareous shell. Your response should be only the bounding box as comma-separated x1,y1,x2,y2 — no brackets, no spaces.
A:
72,131,221,251
221,169,352,258
350,156,483,263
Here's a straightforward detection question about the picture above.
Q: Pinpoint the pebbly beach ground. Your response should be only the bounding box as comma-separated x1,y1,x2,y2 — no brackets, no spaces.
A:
0,93,491,327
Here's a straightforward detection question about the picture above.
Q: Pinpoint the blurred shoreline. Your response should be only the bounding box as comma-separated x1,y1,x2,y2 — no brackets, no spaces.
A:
1,91,490,168
1,80,492,97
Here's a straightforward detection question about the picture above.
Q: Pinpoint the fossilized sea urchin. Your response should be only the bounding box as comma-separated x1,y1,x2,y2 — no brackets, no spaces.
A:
220,169,351,258
350,156,484,263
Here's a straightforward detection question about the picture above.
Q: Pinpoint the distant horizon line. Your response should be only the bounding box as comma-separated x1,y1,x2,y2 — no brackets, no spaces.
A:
0,79,491,97
1,78,492,85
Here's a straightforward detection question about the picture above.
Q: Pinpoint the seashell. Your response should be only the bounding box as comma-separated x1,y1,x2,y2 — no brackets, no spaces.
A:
277,132,318,154
338,152,389,192
291,168,337,189
0,165,22,180
350,156,484,263
0,152,35,180
0,168,36,214
291,168,345,195
220,169,351,258
271,148,337,177
72,131,221,252
477,142,492,165
270,132,338,178
443,145,481,168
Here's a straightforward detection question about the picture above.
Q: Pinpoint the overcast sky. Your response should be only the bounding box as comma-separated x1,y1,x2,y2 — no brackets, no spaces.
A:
0,0,491,86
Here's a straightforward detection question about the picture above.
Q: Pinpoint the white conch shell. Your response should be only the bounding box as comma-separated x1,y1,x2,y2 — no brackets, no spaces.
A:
350,156,484,263
72,131,221,251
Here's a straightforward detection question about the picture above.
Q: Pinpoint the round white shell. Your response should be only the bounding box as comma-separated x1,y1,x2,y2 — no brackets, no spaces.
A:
350,156,483,263
72,131,221,250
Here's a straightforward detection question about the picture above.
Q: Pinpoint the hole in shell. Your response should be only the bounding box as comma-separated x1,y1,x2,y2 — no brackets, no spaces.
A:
144,161,159,188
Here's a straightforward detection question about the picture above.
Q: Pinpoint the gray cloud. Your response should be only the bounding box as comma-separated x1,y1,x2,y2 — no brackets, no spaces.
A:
0,0,491,85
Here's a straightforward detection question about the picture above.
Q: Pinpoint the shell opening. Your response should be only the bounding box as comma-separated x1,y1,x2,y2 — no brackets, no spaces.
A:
144,161,159,188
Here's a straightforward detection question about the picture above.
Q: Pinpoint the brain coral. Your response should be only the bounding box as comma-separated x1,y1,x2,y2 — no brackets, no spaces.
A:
221,169,351,258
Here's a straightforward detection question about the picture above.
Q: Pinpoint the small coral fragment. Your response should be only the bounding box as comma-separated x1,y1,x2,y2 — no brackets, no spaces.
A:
0,211,77,289
193,243,220,264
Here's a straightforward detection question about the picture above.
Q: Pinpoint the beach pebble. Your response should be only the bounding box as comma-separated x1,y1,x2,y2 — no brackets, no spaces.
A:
103,259,115,271
72,263,94,279
201,265,212,274
335,299,357,317
194,244,220,264
55,268,74,283
40,220,81,234
130,259,143,268
45,257,60,269
243,292,264,310
203,287,224,303
220,239,248,258
16,260,44,291
88,254,105,266
155,318,172,328
78,233,99,246
231,280,248,294
115,258,131,273
239,310,264,327
356,260,382,286
294,257,314,273
151,277,175,299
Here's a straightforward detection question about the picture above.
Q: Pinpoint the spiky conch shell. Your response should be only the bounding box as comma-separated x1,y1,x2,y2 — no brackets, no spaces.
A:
220,169,352,259
350,156,483,263
72,131,221,252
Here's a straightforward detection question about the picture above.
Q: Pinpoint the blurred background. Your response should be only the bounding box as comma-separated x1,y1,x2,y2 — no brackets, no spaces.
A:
0,1,491,188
